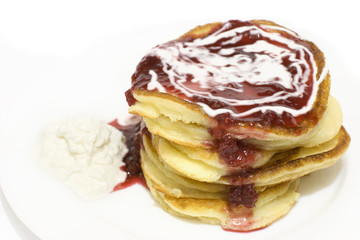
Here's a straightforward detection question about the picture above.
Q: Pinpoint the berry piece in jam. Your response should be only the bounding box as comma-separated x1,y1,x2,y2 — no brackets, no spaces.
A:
228,184,259,208
217,134,257,168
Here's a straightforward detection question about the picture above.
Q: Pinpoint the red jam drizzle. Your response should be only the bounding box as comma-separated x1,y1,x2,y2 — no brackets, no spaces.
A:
222,207,254,232
109,119,147,190
225,167,258,186
125,89,137,106
212,129,257,168
128,20,322,128
228,184,258,208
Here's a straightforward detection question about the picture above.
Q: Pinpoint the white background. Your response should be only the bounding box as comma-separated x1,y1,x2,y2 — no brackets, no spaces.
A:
1,0,359,239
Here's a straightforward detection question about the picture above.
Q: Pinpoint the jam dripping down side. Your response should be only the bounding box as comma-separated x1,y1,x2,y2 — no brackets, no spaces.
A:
125,89,137,107
211,128,258,169
223,183,258,231
210,125,259,208
109,119,147,190
227,184,259,208
222,207,255,232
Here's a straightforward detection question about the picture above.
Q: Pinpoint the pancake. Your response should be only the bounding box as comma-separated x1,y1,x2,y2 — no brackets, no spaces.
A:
156,179,300,232
141,144,300,231
150,126,349,186
126,19,351,231
142,125,349,188
139,125,348,230
127,19,330,141
220,126,350,187
152,134,274,182
137,95,342,150
141,134,226,197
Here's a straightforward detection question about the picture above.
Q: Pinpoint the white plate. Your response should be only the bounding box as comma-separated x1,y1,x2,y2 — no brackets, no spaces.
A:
1,12,360,240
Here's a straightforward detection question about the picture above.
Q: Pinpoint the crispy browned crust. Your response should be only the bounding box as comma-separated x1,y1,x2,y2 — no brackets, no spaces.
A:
179,22,223,39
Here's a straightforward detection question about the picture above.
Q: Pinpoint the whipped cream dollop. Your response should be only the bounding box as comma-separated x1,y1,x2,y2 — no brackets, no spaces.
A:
38,117,128,200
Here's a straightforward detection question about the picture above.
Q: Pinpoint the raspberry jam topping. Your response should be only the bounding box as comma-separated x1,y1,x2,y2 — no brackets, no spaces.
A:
129,20,327,128
125,89,137,106
228,184,259,208
217,134,257,168
109,119,146,190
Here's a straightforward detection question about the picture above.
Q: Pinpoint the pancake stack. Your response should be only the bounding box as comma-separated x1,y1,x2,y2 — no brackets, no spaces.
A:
125,20,350,231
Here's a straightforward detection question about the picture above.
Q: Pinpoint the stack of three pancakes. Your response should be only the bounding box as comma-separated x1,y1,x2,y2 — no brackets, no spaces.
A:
125,20,350,231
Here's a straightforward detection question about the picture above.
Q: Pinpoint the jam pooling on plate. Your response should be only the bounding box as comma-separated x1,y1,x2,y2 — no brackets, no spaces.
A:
129,20,328,128
109,119,147,190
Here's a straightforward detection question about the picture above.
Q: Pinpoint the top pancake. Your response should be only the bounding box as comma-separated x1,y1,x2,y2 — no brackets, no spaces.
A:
127,20,330,140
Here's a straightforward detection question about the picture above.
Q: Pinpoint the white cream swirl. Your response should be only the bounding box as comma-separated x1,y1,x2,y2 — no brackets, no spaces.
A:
146,21,327,118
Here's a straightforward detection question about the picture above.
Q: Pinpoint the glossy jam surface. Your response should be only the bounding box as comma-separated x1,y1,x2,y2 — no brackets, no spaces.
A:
125,89,137,106
216,134,257,168
129,20,326,128
228,184,259,208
